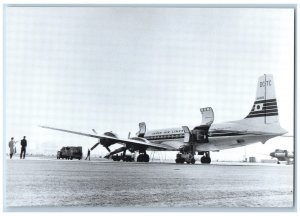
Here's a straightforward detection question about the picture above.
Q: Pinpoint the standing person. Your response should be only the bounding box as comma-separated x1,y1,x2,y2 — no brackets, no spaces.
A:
85,149,90,161
20,136,27,159
8,137,16,159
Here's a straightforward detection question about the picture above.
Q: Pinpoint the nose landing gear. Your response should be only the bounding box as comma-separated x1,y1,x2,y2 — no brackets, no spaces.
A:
175,153,196,164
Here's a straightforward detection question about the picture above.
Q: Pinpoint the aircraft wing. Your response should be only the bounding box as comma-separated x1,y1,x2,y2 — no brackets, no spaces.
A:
39,125,173,150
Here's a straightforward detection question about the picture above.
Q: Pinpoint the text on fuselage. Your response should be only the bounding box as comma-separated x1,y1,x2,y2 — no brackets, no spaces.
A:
260,80,272,87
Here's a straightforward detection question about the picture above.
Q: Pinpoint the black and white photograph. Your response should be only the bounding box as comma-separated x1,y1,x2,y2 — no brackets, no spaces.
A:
3,4,295,211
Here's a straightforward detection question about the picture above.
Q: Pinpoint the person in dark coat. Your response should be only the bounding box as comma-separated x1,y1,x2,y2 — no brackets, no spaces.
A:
85,149,90,161
20,136,27,159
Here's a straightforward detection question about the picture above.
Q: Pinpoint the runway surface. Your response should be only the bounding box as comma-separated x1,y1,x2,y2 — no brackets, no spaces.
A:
5,157,294,209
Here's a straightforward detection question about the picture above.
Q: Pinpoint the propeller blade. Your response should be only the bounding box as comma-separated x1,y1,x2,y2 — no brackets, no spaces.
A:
104,154,111,159
122,148,127,160
105,146,111,152
128,132,131,139
91,142,100,151
92,129,98,134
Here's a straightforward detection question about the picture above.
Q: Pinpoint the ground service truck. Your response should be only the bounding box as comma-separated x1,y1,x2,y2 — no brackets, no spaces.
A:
57,146,82,160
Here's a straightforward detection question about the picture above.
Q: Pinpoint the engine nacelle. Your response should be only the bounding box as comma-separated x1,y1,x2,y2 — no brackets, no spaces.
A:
100,131,119,147
270,150,291,158
274,152,287,157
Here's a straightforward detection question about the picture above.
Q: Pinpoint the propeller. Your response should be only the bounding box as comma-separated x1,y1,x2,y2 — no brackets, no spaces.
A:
90,129,100,151
90,129,111,152
90,141,111,152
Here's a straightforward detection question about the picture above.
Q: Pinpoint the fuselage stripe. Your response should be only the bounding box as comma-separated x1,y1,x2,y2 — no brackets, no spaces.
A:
144,131,267,141
248,109,278,115
245,112,278,118
254,99,277,104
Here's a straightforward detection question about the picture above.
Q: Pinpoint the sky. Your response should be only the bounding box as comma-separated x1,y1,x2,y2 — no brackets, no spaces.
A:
4,6,294,161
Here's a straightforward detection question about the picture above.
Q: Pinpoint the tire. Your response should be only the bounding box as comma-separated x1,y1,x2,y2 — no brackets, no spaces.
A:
137,154,143,162
191,158,196,164
137,154,149,162
144,154,150,162
201,156,211,164
206,157,211,164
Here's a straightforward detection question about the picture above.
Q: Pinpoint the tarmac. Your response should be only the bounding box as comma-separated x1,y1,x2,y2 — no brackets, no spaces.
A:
4,156,294,210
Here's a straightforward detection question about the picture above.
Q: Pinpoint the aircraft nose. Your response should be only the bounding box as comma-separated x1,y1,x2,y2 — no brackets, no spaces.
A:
270,152,275,157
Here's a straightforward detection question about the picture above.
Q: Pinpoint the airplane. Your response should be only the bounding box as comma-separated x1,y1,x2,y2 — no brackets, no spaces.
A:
40,74,288,164
270,149,294,164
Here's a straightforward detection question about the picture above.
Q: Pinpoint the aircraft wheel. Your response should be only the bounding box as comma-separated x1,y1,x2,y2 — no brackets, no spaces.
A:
176,158,184,164
191,158,196,164
176,158,182,164
201,156,211,164
144,154,149,162
137,154,143,162
137,154,149,162
206,157,211,164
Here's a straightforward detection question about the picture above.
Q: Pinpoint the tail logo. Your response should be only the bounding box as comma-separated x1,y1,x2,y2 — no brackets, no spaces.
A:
246,99,278,118
254,103,264,111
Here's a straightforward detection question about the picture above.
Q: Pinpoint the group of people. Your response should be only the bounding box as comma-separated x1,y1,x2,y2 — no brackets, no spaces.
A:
8,136,27,159
9,136,92,161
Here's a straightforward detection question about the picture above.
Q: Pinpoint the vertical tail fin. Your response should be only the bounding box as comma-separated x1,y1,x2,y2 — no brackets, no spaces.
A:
245,74,279,124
